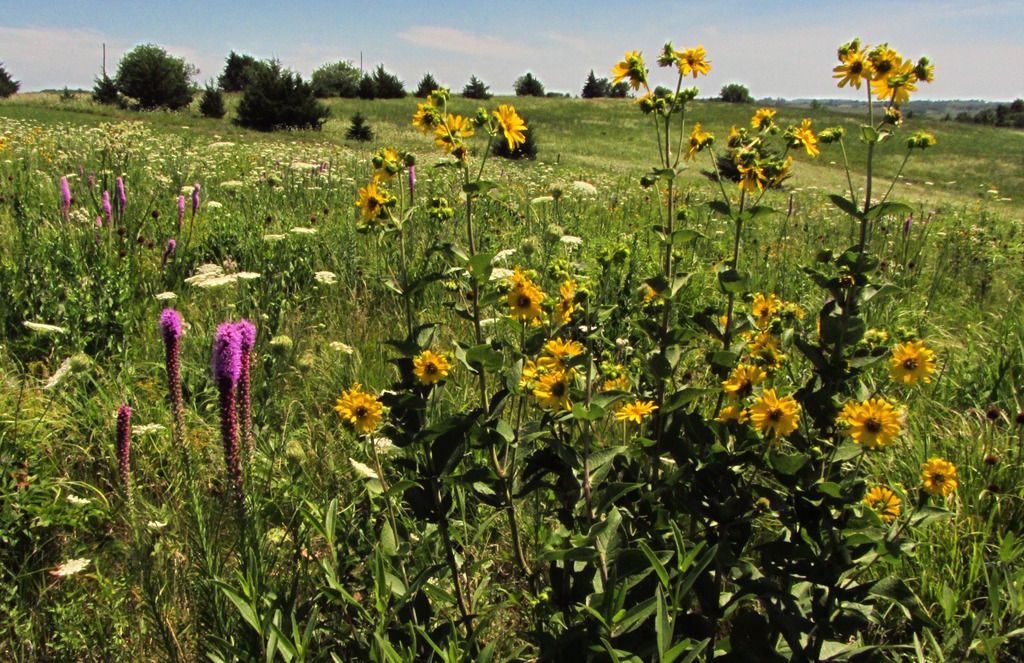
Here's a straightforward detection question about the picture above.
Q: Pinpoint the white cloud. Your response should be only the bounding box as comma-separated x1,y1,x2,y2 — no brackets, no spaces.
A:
397,26,532,59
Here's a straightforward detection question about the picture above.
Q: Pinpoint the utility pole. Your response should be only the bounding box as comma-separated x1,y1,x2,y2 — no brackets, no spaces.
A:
102,43,106,76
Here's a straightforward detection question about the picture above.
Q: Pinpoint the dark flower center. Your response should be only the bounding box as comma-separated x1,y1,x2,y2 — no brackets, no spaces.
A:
425,363,437,374
768,408,783,422
903,358,918,370
865,418,882,433
551,382,566,397
355,406,368,418
518,295,532,308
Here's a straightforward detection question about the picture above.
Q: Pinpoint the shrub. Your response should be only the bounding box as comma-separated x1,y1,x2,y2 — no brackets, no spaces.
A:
492,113,537,160
59,87,76,102
92,74,121,106
720,82,754,103
514,72,545,97
462,75,491,100
581,70,610,99
218,52,264,92
199,83,225,119
311,60,361,98
345,112,373,141
415,73,439,98
234,62,329,131
0,63,19,98
114,44,196,110
372,65,406,99
357,74,376,100
609,81,630,98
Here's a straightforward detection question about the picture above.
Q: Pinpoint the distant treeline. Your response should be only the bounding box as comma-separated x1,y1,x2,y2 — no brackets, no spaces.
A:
952,99,1024,128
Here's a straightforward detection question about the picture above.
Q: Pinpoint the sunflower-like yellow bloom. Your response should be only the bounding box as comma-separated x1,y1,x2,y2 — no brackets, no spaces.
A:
335,384,384,434
540,338,584,371
737,163,768,193
722,364,767,400
413,350,451,385
864,486,901,522
751,292,780,329
749,389,801,440
356,179,394,222
839,398,902,450
751,107,776,131
677,45,711,78
921,458,957,497
869,44,902,81
493,104,527,150
889,340,936,385
554,279,578,326
534,371,571,411
871,57,918,105
612,50,649,91
372,147,402,181
601,370,630,392
789,119,820,158
715,405,749,424
615,400,658,424
434,114,475,154
412,101,439,133
833,48,873,89
685,122,714,161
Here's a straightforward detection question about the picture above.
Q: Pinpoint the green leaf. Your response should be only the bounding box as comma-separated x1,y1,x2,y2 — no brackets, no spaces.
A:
745,205,779,222
910,505,953,528
717,268,748,294
707,200,732,217
463,180,497,195
769,451,811,476
638,541,670,589
869,577,937,627
829,194,863,220
572,403,606,421
467,252,495,284
656,586,673,662
217,582,261,635
859,124,880,144
865,201,913,221
670,228,702,245
464,343,503,372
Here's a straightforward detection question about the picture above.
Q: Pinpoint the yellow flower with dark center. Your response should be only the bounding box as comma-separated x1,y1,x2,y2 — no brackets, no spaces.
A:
833,48,872,89
615,399,658,424
413,350,451,385
554,279,578,326
871,57,918,105
747,331,785,371
372,147,402,180
412,101,439,133
534,371,571,411
727,125,743,147
508,282,544,320
737,163,768,193
864,486,901,522
838,398,902,450
722,364,767,400
677,45,711,78
715,405,749,424
685,122,714,161
749,389,801,439
751,108,776,131
356,179,393,222
869,45,902,81
770,156,794,187
493,104,527,150
789,119,820,157
914,57,935,84
541,338,584,371
921,458,957,497
602,372,630,392
612,50,649,91
434,114,475,154
334,383,383,434
519,359,545,390
889,340,936,385
751,292,780,328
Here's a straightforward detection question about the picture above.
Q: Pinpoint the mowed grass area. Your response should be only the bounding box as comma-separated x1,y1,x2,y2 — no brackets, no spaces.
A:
3,91,1022,210
2,87,1024,661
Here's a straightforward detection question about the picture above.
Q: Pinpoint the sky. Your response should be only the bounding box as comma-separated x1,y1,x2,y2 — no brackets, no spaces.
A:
0,0,1021,100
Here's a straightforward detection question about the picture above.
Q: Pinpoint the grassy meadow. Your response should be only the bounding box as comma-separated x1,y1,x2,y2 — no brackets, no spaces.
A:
1,62,1024,663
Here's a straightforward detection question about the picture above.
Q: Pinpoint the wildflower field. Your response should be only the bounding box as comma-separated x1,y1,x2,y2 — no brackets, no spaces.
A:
2,41,1024,661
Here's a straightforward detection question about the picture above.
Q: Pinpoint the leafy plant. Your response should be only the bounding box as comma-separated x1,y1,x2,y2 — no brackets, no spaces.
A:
345,112,373,141
234,61,329,131
462,75,491,100
114,43,196,110
0,62,19,98
514,71,545,97
199,83,226,119
311,60,361,98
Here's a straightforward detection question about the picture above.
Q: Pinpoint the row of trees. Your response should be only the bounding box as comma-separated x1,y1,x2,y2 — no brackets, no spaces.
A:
953,98,1024,128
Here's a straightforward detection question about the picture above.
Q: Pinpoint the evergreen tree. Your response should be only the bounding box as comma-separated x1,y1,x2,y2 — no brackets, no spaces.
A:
357,74,377,100
0,62,19,98
345,112,373,141
311,60,361,98
234,61,330,131
581,70,610,99
372,64,406,99
462,75,492,100
514,72,545,97
415,72,439,98
219,51,263,92
199,82,226,118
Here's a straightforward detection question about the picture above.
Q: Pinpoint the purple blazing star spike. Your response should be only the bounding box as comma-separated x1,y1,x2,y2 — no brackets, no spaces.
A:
60,177,71,217
87,173,96,188
191,184,201,216
235,319,257,354
102,190,112,225
116,177,127,211
902,213,913,236
160,308,183,344
177,195,186,231
211,322,242,386
161,238,176,268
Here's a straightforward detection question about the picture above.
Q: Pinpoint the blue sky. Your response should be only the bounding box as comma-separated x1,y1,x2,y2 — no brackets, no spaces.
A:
1,0,1021,99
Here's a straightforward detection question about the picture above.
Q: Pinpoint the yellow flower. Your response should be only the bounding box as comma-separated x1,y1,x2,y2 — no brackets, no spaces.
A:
612,50,649,91
615,400,658,424
751,107,776,131
541,338,584,370
868,44,902,81
871,57,917,105
434,114,475,154
412,101,438,133
727,125,742,147
864,486,901,522
685,122,714,161
889,340,936,385
838,398,902,450
356,179,393,222
335,384,383,434
372,147,402,180
746,331,785,371
493,105,527,151
520,359,545,390
554,279,578,326
508,282,544,320
677,45,711,78
737,163,768,193
715,405,749,424
921,458,957,497
602,371,630,392
413,350,451,385
914,57,935,84
789,119,820,158
751,292,780,329
833,48,872,89
534,371,571,411
722,364,767,400
749,389,801,439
